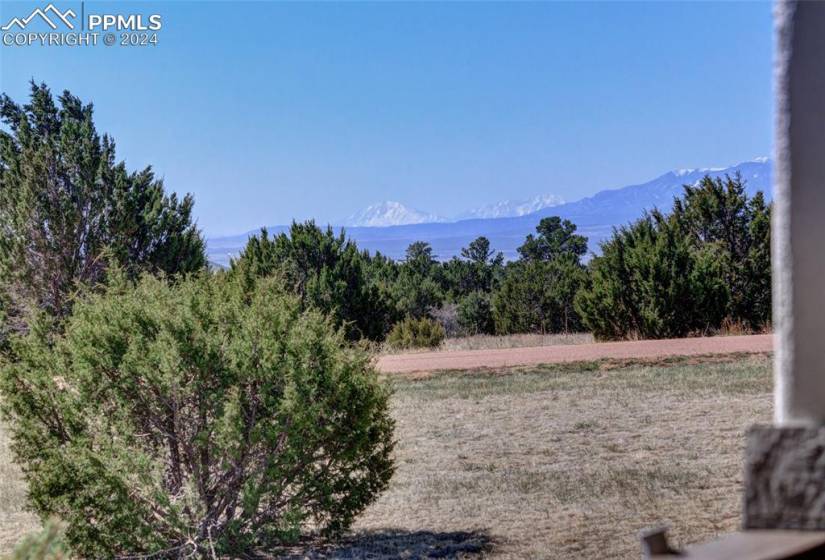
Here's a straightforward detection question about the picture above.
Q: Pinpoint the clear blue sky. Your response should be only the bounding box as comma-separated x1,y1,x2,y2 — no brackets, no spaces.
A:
1,1,773,237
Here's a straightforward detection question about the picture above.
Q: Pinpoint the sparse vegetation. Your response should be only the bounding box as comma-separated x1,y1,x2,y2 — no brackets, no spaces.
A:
387,316,446,350
441,332,594,351
9,520,68,560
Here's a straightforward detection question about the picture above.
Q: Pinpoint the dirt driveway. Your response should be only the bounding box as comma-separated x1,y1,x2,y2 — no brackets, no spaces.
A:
377,334,773,374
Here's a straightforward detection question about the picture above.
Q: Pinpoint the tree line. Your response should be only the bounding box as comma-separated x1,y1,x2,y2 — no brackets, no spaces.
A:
230,174,771,345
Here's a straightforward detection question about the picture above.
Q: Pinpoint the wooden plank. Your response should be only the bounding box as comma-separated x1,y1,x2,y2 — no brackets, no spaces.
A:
651,531,825,560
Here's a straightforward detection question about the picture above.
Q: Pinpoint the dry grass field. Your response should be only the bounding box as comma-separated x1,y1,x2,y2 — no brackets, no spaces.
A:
0,424,39,553
0,353,772,559
441,333,595,352
379,333,595,356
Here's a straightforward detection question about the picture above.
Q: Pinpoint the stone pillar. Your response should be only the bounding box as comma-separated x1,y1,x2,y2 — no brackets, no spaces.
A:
773,0,825,426
744,1,825,529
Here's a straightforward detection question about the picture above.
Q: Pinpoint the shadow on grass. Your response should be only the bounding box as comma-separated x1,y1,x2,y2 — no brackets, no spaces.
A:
269,529,495,559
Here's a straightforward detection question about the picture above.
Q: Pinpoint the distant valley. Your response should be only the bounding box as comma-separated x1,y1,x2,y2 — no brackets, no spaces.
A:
207,158,772,267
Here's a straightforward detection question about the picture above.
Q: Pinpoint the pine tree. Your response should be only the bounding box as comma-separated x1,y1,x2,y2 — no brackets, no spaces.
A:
517,216,588,262
575,211,729,340
0,82,205,334
231,222,394,340
672,174,772,329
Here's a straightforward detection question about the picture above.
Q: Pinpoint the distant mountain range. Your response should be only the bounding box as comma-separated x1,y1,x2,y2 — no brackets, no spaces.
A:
343,194,565,227
207,158,771,266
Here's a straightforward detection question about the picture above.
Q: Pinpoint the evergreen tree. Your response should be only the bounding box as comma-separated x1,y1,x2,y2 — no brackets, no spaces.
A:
671,174,771,329
0,82,205,333
517,216,588,262
491,216,589,335
231,222,394,341
575,211,729,340
391,242,443,319
493,255,587,334
457,290,495,335
442,236,504,300
743,192,772,327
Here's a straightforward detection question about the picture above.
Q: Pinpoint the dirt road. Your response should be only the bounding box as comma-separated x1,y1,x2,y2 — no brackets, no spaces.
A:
377,334,773,373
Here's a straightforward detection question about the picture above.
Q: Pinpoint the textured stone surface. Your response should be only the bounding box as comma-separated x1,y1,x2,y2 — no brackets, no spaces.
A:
744,425,825,529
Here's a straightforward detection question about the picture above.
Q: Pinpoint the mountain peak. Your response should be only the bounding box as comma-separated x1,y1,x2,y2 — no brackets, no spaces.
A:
459,194,564,220
344,201,446,227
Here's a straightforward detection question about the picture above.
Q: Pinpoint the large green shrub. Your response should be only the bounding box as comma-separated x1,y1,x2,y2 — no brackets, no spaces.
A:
0,273,395,558
386,316,445,350
672,175,771,329
575,211,729,340
492,256,587,335
232,223,395,341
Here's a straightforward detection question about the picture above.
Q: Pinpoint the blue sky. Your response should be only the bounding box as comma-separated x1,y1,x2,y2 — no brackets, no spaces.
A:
1,1,772,237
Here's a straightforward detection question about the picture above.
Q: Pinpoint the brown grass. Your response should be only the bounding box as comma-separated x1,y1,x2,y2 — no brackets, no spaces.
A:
441,333,595,352
349,354,772,559
0,423,39,553
378,332,595,355
0,354,772,559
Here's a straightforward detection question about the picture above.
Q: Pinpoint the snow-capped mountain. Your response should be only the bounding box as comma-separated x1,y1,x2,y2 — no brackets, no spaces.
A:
459,194,564,220
207,158,772,265
344,201,446,227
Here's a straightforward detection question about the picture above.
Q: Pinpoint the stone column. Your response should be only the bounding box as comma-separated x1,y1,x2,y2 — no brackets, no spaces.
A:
744,1,825,529
773,0,825,426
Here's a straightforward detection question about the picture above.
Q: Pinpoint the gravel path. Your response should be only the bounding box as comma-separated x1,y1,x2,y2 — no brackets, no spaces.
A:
377,334,773,373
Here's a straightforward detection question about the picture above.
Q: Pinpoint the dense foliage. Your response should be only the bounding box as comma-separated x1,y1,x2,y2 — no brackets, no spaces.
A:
0,83,205,334
457,291,495,335
234,179,770,343
493,256,588,335
575,211,729,339
492,218,589,334
0,273,395,557
672,175,772,330
231,223,395,341
391,241,445,319
576,175,770,339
